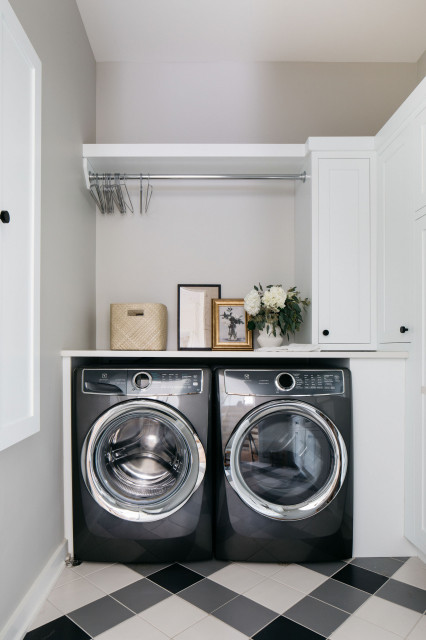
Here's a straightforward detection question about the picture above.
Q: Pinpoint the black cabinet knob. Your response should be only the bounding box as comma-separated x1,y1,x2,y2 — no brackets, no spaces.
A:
0,210,10,223
400,326,409,334
322,329,329,336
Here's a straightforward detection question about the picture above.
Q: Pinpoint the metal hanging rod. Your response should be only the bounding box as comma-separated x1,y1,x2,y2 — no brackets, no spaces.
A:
87,170,308,215
89,171,307,182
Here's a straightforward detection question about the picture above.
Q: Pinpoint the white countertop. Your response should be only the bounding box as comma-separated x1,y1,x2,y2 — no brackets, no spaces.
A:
61,349,408,359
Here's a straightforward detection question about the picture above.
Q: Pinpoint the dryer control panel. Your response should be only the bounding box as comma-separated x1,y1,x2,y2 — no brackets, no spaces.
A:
224,369,345,396
81,368,203,395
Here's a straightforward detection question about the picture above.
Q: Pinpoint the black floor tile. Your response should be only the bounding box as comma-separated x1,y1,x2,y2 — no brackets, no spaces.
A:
24,615,91,640
332,563,389,594
252,615,326,639
147,562,204,593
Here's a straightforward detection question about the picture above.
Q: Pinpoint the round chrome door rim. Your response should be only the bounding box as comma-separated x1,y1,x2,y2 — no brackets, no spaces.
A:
224,399,347,521
82,399,206,522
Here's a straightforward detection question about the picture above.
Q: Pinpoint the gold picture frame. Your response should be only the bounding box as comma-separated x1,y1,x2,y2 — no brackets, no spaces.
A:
212,299,253,350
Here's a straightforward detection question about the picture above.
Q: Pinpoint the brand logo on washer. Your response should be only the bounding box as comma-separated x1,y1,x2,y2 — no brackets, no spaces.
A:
244,374,250,379
101,373,108,379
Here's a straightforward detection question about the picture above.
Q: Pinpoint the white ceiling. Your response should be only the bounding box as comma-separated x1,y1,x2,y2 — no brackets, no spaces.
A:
76,0,426,64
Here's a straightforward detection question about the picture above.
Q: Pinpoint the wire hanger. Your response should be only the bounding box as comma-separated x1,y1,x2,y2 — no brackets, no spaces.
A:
145,175,153,213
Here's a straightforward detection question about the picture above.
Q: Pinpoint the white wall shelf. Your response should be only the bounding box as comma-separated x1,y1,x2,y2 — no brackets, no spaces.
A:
61,349,407,359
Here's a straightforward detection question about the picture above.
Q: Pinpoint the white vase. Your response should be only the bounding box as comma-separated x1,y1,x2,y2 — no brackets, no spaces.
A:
257,325,284,348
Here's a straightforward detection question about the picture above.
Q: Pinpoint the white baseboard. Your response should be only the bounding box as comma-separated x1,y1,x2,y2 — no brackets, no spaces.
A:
0,540,67,640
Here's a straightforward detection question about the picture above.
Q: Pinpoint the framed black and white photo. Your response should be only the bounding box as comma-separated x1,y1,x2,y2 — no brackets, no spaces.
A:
212,299,253,350
177,284,221,350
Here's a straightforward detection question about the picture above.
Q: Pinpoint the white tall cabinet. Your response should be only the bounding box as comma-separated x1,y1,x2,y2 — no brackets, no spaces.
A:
0,0,41,451
376,79,426,556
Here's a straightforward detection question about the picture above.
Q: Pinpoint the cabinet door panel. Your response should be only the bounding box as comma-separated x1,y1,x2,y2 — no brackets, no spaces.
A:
318,159,371,344
377,135,411,343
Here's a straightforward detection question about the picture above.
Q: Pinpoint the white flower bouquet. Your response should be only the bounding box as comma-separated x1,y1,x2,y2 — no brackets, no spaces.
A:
244,284,310,338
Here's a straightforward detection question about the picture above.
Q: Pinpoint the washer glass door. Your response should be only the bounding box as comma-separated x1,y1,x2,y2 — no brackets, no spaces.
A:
225,400,347,520
82,399,205,521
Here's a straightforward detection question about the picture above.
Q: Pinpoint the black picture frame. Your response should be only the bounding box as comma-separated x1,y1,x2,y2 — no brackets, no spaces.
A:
177,284,221,350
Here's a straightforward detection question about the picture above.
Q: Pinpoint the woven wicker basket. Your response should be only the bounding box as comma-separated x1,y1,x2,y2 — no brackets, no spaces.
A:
110,303,167,351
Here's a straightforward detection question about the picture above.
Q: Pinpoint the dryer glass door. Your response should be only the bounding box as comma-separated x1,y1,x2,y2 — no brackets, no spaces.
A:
225,400,347,520
82,399,205,522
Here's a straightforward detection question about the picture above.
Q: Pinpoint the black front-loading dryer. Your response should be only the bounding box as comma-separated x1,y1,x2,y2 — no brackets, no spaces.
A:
72,366,212,563
215,367,352,563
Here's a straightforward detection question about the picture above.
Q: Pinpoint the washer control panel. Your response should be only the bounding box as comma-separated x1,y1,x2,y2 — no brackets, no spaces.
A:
224,369,345,396
82,369,203,395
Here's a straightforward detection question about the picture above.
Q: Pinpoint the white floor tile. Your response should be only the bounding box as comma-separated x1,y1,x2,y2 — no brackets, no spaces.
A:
139,595,207,636
406,616,426,640
354,595,422,638
84,563,141,593
243,577,305,613
94,614,169,640
71,561,116,577
47,577,105,614
53,567,81,588
235,562,284,578
174,614,249,640
329,615,402,640
272,564,329,594
208,563,266,593
391,557,426,590
27,600,62,631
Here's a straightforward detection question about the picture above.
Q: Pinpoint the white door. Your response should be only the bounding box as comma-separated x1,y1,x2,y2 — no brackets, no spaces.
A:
405,214,426,555
317,158,371,346
0,0,41,450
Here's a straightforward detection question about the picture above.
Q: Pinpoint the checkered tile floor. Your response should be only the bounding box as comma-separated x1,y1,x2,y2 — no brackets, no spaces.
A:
25,556,426,639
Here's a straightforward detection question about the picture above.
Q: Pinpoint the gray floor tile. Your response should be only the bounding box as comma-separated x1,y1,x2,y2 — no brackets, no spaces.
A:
351,557,405,577
376,578,426,613
111,577,171,613
300,561,348,577
309,578,370,613
393,557,410,563
181,559,229,577
68,595,133,636
283,595,350,637
213,594,277,636
179,577,238,612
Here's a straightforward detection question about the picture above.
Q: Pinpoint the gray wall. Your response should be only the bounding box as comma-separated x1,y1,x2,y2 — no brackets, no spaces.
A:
0,0,95,632
96,61,418,143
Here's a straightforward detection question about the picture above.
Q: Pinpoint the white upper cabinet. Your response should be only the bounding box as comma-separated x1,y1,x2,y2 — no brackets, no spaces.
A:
0,0,41,451
377,133,412,344
313,155,373,348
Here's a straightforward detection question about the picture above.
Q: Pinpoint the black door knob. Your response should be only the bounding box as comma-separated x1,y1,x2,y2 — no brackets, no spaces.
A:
322,330,329,336
400,326,409,334
0,210,10,223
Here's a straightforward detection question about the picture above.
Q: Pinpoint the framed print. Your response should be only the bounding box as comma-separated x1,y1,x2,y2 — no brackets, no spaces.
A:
212,299,253,350
177,284,221,350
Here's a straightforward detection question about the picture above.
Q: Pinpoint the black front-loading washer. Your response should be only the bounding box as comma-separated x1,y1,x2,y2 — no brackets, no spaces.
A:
72,366,212,563
214,367,352,562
